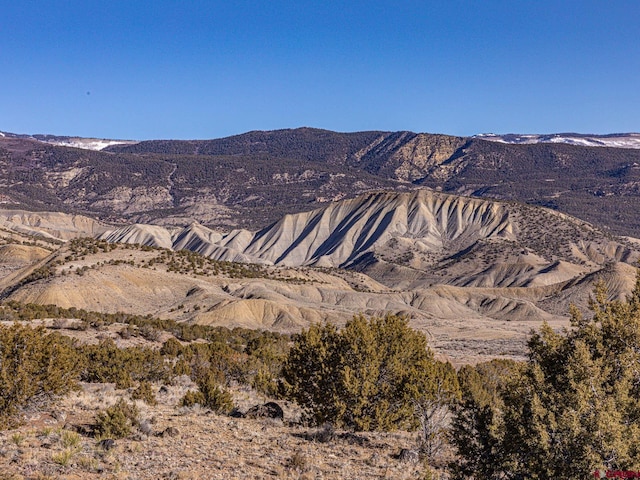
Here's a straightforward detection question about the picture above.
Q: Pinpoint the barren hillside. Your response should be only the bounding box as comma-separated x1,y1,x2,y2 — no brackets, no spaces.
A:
1,189,638,365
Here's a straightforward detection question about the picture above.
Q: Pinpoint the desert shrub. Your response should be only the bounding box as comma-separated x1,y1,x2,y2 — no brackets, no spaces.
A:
245,331,289,396
184,341,253,386
0,324,81,428
60,429,81,448
10,432,25,446
282,314,459,431
95,399,139,439
172,357,192,376
139,324,161,342
414,360,461,461
19,265,54,285
80,340,134,388
119,324,136,339
456,358,521,409
185,335,283,396
245,331,289,369
251,367,281,398
183,343,216,382
196,372,234,414
287,450,308,472
447,359,522,478
51,318,67,329
210,348,253,385
180,390,206,407
52,448,77,466
131,381,158,406
282,321,345,427
80,339,169,388
160,337,183,357
72,319,90,331
0,301,290,354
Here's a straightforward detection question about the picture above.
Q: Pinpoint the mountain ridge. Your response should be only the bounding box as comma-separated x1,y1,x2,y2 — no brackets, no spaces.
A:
2,127,640,236
5,127,639,151
95,189,637,286
475,132,640,149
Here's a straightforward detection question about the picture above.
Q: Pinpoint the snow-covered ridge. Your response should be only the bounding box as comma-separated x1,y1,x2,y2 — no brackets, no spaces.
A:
0,131,137,151
475,133,640,149
41,138,137,151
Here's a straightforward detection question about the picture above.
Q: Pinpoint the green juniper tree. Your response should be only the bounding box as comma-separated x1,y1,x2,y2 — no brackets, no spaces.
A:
0,324,81,428
282,314,459,432
451,278,640,478
449,359,520,478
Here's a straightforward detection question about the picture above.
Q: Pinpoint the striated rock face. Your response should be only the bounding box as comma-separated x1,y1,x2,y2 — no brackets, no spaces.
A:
100,223,175,249
352,132,467,182
89,186,174,214
98,190,515,267
236,190,514,267
98,189,638,285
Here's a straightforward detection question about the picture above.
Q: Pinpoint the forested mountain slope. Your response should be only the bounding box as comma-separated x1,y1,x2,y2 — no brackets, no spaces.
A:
3,128,640,235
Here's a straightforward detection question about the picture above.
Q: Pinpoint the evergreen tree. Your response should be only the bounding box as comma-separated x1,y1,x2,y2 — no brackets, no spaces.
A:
282,314,459,431
451,277,640,477
449,360,520,478
0,324,81,428
281,322,345,426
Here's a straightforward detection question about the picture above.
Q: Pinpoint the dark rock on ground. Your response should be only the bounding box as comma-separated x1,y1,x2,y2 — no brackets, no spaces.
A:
244,402,284,420
99,438,116,451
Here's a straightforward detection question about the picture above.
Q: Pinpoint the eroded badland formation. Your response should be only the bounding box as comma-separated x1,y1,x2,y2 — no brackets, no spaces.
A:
1,129,640,478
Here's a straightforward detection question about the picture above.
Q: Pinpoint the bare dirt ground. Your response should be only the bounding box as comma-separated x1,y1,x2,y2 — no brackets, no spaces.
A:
0,381,432,480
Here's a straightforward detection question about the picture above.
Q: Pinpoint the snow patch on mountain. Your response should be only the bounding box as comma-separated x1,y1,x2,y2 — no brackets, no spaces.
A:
41,139,138,151
475,133,640,149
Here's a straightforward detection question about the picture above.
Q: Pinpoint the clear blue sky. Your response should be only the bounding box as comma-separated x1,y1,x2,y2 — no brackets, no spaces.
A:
1,1,638,139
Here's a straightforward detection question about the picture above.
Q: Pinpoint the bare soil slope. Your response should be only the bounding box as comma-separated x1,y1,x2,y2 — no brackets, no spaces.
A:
2,188,639,364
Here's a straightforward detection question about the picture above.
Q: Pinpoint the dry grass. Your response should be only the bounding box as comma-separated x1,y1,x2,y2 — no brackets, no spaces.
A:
0,382,434,480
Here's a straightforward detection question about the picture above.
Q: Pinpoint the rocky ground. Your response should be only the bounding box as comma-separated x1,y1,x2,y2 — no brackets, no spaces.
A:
0,380,433,480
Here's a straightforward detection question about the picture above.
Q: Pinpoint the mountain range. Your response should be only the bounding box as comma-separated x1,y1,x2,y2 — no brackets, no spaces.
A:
474,132,640,149
2,128,640,236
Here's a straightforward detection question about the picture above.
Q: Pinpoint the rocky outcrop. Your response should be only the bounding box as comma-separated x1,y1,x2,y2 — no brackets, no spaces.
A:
100,190,515,267
98,189,637,285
